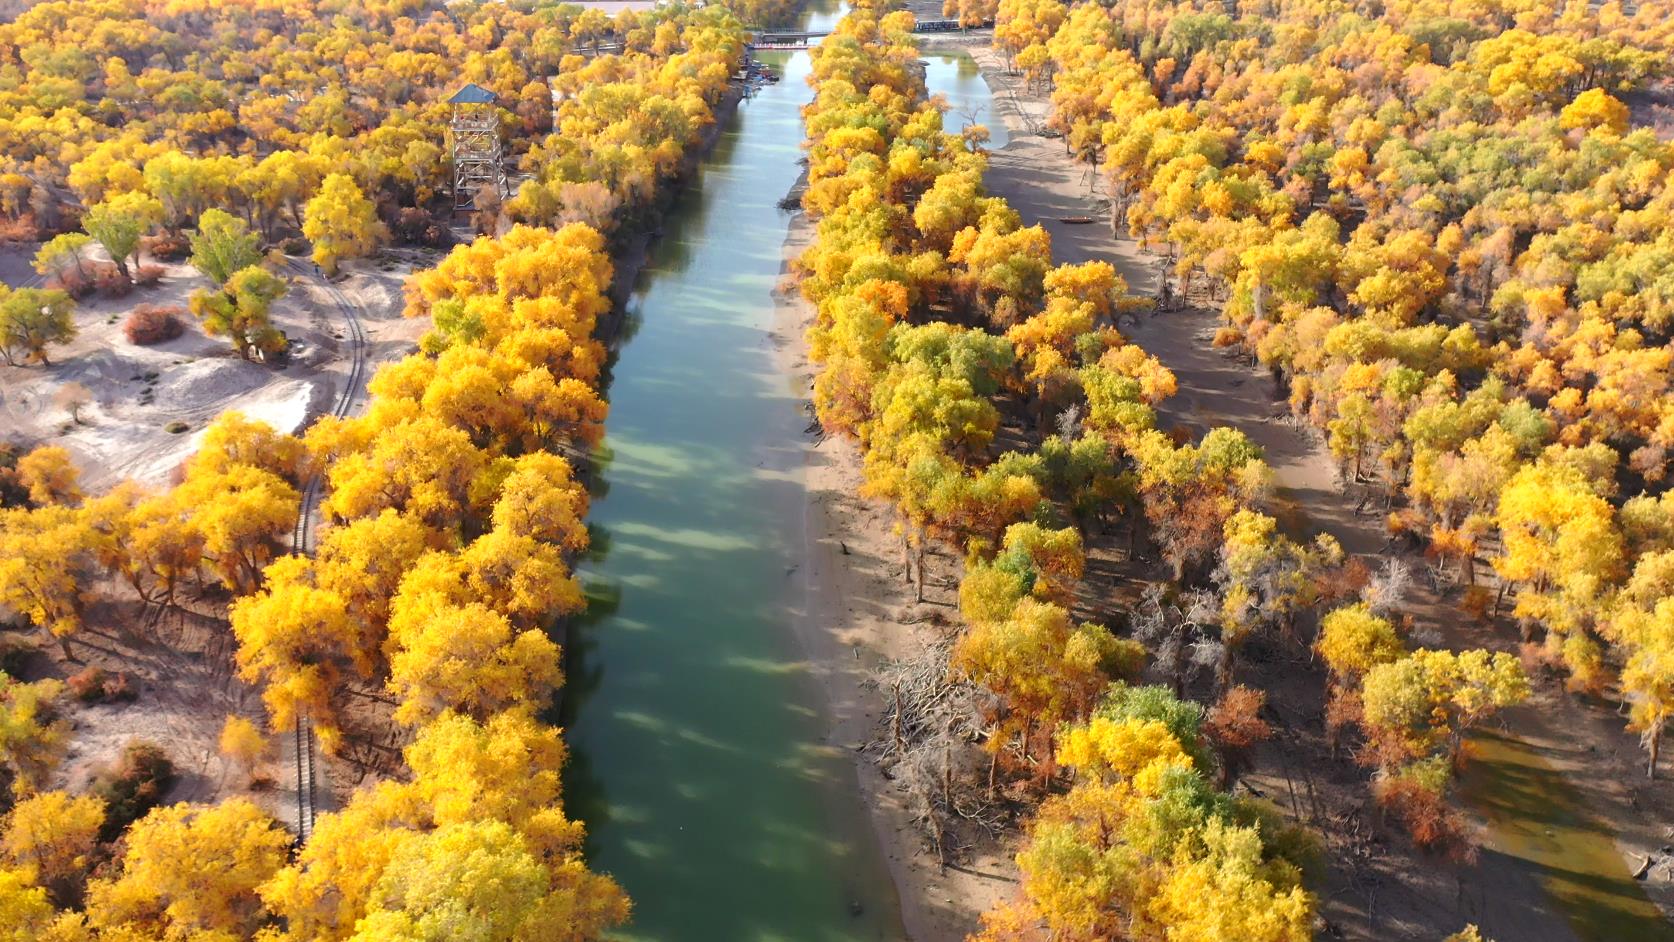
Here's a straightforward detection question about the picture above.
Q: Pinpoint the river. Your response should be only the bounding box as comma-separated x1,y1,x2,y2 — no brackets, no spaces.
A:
562,9,1005,940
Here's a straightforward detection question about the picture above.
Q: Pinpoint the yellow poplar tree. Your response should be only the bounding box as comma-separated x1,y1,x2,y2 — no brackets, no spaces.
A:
303,172,386,276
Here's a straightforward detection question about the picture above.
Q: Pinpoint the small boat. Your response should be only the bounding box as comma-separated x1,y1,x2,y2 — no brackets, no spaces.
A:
1059,215,1096,224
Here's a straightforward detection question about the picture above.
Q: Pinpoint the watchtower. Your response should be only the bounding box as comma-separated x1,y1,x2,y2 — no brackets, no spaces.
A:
448,83,509,212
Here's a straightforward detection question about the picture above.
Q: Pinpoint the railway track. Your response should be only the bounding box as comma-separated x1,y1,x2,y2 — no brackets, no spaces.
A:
282,257,368,845
292,715,318,843
286,257,367,555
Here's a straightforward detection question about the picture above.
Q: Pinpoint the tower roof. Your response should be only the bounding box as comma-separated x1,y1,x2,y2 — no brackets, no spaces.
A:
448,83,498,105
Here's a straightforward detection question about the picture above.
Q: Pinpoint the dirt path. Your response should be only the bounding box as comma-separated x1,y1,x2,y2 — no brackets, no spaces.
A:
947,40,1674,942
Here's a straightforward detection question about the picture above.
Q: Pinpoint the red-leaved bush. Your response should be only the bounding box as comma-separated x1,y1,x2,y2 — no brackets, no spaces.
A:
92,262,131,298
50,269,94,298
142,231,188,261
124,304,184,345
68,666,135,704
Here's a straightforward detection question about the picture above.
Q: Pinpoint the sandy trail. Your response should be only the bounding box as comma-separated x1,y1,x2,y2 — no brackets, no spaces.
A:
953,40,1674,941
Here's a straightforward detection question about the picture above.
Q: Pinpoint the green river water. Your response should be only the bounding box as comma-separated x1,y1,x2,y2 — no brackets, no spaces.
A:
562,15,1005,941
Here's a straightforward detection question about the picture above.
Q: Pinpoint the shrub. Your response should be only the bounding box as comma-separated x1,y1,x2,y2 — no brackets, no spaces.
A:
124,305,184,346
164,421,189,434
90,262,131,298
392,207,447,247
133,264,165,287
278,236,308,256
0,214,37,243
66,666,135,704
93,740,175,840
1460,584,1494,624
50,269,94,299
1373,759,1478,861
142,231,188,261
0,442,25,509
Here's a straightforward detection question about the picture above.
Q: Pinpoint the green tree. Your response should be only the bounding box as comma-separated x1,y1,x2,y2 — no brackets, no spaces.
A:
189,209,263,287
81,191,162,283
189,265,287,360
0,289,75,367
32,234,92,286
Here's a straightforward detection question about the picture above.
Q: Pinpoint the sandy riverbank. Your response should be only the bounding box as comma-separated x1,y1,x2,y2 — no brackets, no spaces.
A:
771,187,1012,939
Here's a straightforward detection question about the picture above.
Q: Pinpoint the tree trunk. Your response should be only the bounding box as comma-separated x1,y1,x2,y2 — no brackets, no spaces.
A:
1650,729,1661,780
891,683,905,758
913,541,926,603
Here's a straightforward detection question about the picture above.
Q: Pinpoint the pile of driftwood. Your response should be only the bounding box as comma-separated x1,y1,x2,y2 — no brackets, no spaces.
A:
865,636,1007,869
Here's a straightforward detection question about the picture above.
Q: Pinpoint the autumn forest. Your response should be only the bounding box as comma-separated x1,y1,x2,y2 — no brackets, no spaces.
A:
1,0,1673,940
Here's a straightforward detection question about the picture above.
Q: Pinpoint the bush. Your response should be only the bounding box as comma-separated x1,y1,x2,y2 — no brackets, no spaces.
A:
0,442,26,508
67,666,135,704
93,741,175,840
124,305,184,346
1373,761,1478,862
278,236,308,256
0,215,38,243
49,269,94,299
90,262,131,298
142,231,188,261
391,207,448,247
164,421,189,434
218,716,267,780
133,264,165,287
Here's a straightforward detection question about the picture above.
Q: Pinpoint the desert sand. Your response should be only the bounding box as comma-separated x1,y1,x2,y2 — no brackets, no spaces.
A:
0,251,428,493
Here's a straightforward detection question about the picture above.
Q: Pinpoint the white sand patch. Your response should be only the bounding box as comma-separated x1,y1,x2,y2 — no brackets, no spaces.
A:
152,358,273,412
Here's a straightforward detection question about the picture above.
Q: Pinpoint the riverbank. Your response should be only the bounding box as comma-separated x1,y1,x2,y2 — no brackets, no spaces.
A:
950,37,1674,942
772,195,1012,940
769,39,1039,938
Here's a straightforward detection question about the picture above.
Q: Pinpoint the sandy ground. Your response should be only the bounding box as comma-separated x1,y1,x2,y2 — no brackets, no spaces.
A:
0,250,426,493
951,40,1674,940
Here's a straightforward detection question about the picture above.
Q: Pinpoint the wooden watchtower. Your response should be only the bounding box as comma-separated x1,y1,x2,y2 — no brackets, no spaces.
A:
449,83,509,212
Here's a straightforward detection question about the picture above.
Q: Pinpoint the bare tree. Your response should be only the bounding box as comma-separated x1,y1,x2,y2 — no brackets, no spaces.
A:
1360,559,1411,615
1131,584,1221,697
54,381,91,424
